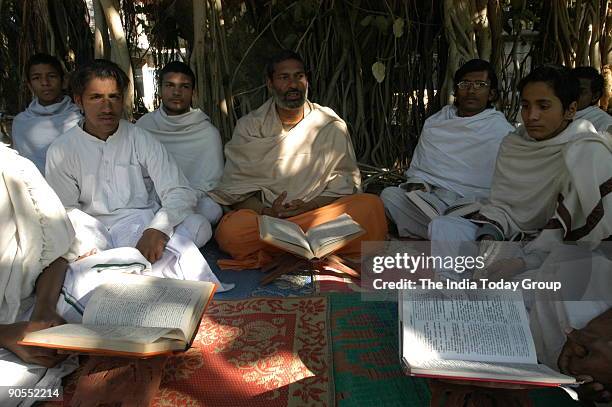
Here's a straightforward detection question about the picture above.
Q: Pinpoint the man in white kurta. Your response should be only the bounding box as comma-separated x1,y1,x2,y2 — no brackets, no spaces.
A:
381,59,514,238
11,53,81,173
572,66,612,134
136,61,223,225
45,59,223,288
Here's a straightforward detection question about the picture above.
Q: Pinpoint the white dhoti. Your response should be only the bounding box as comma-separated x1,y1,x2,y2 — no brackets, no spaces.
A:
66,209,231,292
528,245,612,369
381,186,465,238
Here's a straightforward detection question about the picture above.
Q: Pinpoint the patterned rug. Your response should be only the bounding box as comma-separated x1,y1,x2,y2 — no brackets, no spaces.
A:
49,297,333,406
151,296,333,406
328,293,581,407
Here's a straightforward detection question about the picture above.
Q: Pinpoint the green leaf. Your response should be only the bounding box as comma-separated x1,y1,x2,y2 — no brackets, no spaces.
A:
393,18,404,38
372,61,386,83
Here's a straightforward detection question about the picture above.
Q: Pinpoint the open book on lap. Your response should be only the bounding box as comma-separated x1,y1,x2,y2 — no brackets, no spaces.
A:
258,213,365,259
20,275,216,357
398,289,575,386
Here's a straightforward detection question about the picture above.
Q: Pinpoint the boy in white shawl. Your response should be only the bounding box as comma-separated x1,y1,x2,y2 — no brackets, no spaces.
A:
11,54,81,174
381,59,514,238
136,61,223,225
571,66,612,134
428,65,612,401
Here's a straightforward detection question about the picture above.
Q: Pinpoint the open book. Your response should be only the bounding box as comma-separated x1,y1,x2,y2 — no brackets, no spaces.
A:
20,275,216,357
406,190,481,221
258,213,365,260
398,289,576,386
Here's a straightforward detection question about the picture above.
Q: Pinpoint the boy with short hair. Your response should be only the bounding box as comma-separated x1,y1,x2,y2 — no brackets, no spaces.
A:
11,53,81,174
571,66,612,133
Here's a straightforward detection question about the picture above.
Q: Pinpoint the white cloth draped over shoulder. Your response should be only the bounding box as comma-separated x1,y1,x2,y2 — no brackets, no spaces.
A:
477,119,612,240
0,145,74,325
405,105,514,199
574,105,612,133
11,96,81,174
136,108,224,193
208,98,361,206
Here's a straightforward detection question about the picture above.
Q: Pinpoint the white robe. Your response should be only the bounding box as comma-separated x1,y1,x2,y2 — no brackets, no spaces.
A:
405,105,514,199
45,120,226,289
574,105,612,134
11,96,81,174
46,119,197,237
136,108,223,224
382,105,513,237
0,144,77,407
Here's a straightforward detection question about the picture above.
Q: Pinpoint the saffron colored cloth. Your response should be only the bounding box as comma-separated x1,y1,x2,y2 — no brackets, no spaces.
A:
215,194,388,270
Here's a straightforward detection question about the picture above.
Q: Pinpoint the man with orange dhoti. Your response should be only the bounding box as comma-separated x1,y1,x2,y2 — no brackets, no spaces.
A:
208,50,387,269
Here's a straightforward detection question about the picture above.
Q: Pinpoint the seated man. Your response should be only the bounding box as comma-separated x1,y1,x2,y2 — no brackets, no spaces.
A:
46,59,221,285
0,143,77,406
208,50,387,269
136,61,223,225
571,66,612,133
11,53,81,174
381,59,514,238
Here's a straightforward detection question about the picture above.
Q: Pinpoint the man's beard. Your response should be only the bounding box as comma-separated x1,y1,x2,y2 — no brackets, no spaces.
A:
272,87,308,109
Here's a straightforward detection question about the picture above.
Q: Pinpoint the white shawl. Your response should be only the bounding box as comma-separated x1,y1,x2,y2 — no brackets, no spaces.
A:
0,145,74,324
406,105,514,199
477,119,612,239
136,108,224,194
209,98,360,206
11,96,81,174
573,105,612,133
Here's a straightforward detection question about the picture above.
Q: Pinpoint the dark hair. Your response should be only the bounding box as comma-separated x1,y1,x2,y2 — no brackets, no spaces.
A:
265,50,306,80
571,66,605,99
518,64,579,110
70,59,129,97
25,53,64,81
453,59,499,104
159,61,196,87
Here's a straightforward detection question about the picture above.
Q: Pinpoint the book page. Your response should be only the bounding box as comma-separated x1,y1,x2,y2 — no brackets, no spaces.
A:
83,275,211,341
306,213,363,253
401,289,537,364
407,359,575,384
259,216,312,253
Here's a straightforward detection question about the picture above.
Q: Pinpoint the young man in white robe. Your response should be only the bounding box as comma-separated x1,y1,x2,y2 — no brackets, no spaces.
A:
381,59,514,238
11,53,81,174
571,66,612,134
428,65,612,400
45,59,224,288
136,61,223,225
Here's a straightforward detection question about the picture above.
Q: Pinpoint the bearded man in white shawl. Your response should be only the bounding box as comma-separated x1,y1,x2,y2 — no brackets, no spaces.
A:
428,65,612,402
208,50,387,270
45,59,225,289
136,61,223,225
381,59,514,239
11,53,81,174
571,66,612,134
